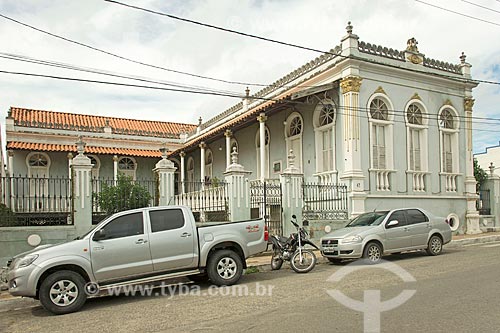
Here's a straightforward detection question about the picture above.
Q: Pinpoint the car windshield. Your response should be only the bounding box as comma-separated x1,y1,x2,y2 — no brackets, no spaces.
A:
346,211,389,227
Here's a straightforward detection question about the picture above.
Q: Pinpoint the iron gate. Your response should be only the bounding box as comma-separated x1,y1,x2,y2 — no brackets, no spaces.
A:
250,180,283,236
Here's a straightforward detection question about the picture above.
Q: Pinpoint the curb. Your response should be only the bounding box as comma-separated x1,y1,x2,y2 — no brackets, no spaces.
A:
446,234,500,248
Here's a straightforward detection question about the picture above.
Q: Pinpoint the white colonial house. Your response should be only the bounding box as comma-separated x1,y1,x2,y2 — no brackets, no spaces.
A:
1,23,483,236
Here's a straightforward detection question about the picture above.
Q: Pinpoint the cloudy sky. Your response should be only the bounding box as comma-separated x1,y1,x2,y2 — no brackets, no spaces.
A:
0,0,499,154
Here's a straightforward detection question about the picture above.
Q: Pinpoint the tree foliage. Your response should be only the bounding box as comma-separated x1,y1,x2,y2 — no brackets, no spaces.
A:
474,159,488,191
97,173,152,214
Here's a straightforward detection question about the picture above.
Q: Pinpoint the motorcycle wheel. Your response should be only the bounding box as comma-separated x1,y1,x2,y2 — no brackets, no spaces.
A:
271,246,283,270
290,249,316,273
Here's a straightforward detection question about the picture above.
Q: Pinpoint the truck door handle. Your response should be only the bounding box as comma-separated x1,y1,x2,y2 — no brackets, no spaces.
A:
135,239,148,244
181,232,192,237
93,246,104,251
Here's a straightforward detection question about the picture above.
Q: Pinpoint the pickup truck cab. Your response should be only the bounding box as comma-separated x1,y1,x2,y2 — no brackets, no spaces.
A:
6,206,268,314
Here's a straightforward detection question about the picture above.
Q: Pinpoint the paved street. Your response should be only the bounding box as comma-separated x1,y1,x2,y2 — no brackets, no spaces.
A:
1,242,500,333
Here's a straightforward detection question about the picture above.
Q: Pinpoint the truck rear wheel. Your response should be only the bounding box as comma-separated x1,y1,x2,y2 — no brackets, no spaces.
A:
207,250,243,286
39,270,87,315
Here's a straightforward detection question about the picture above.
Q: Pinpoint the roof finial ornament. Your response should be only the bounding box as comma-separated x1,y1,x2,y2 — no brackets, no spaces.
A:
406,37,419,53
460,52,466,64
198,116,202,126
346,21,353,34
245,86,250,97
231,146,239,165
76,136,86,156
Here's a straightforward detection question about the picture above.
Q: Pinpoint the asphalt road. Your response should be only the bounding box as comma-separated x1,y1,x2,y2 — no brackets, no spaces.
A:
1,242,500,333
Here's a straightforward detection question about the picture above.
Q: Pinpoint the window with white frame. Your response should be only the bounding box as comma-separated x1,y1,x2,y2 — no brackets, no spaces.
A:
285,113,303,172
405,102,428,172
255,127,270,179
313,101,337,175
368,96,394,170
439,107,459,173
205,149,213,180
26,152,50,206
118,157,137,180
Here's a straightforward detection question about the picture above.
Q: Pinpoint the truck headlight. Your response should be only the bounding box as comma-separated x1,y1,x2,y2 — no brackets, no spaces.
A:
15,254,38,268
342,235,363,244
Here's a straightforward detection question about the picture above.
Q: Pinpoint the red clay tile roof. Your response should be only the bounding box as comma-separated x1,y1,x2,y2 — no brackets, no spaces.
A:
7,142,162,158
9,107,196,138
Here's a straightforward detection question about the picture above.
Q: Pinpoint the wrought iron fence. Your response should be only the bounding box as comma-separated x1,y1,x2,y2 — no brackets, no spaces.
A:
174,181,229,222
0,175,73,227
302,182,348,220
250,180,283,236
91,177,158,224
477,189,491,215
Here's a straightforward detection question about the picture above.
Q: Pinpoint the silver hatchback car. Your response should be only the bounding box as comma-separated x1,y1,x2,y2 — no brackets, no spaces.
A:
321,208,452,264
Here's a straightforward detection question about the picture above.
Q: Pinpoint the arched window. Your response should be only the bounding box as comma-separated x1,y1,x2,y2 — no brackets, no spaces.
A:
255,127,270,179
285,112,303,172
118,157,137,180
88,155,100,180
26,152,51,208
367,96,394,171
438,107,459,174
313,100,337,179
405,102,428,174
205,149,213,180
187,157,195,184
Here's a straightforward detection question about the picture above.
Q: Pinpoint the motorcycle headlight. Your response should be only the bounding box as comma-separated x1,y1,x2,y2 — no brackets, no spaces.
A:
14,254,38,269
342,235,363,244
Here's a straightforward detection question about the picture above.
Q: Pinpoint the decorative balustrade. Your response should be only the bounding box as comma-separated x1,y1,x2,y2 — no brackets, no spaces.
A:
313,171,338,184
372,170,393,192
443,173,459,192
411,172,427,192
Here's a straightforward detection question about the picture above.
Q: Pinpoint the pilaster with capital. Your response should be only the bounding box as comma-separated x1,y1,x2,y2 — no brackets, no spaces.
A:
179,151,186,194
199,142,206,184
257,113,267,181
225,130,232,168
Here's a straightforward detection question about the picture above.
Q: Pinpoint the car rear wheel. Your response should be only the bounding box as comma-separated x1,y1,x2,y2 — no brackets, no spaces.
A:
39,270,87,315
207,250,243,286
363,242,382,264
426,235,443,256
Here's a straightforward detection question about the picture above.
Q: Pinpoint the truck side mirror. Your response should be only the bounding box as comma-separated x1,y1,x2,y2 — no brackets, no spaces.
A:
93,229,106,241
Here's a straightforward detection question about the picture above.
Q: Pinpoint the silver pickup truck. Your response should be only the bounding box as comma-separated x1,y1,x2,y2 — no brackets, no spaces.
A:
5,206,268,315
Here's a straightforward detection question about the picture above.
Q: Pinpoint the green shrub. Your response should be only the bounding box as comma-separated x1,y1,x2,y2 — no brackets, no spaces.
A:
97,174,152,214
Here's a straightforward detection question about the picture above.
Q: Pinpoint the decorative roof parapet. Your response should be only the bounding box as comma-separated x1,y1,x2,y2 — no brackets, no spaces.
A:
358,40,462,74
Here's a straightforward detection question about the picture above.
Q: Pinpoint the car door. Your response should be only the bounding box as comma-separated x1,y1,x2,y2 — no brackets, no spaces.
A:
406,209,431,248
147,208,196,272
90,211,153,282
384,210,411,251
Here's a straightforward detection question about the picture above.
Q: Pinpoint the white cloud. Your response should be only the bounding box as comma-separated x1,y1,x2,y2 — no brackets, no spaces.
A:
0,0,499,153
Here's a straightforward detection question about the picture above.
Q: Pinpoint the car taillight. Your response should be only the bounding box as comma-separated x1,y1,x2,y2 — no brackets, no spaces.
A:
264,225,269,242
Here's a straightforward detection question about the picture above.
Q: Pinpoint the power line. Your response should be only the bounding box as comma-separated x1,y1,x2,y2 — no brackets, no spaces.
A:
0,13,271,87
1,68,500,129
415,0,500,26
105,0,500,86
0,52,242,96
461,0,500,14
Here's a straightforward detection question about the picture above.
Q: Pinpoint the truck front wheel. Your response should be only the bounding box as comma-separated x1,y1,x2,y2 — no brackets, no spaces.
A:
39,270,87,315
207,250,243,286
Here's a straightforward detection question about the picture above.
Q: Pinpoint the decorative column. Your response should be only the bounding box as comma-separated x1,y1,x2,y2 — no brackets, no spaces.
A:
199,142,206,184
153,147,177,206
71,137,93,236
257,113,267,181
225,130,232,168
7,150,14,176
180,151,186,194
464,96,481,234
113,155,118,183
67,153,73,179
224,147,252,221
340,75,366,217
280,149,304,236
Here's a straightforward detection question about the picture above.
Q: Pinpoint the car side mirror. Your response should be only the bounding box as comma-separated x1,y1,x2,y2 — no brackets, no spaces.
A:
292,214,297,219
93,229,106,241
386,220,399,228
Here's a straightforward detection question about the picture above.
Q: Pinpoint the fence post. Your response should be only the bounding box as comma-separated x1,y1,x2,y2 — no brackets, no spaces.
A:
482,163,500,230
71,137,93,236
153,147,177,206
224,148,251,221
280,149,304,236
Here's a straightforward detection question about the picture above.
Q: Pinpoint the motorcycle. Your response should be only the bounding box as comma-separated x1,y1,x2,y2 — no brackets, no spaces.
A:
269,215,319,273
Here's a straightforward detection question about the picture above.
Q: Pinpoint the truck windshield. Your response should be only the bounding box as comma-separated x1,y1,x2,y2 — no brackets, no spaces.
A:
346,211,389,227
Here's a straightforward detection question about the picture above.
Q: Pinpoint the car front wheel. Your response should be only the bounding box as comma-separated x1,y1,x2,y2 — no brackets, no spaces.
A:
362,242,382,264
39,270,87,315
